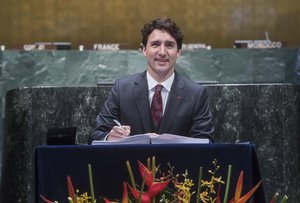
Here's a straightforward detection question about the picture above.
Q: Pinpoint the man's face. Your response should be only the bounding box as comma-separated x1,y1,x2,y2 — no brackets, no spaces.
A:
143,29,181,81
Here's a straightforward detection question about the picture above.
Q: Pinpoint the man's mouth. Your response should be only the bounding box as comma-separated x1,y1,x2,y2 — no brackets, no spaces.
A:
155,58,169,64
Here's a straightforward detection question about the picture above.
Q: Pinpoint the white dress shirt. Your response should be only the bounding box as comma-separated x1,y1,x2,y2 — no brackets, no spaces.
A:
146,71,174,115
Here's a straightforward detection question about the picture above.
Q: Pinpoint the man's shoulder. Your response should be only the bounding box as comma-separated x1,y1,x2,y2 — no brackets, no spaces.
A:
116,71,146,83
113,72,147,89
176,74,205,89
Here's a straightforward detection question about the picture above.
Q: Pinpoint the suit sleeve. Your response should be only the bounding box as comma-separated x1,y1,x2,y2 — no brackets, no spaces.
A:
88,80,120,144
189,86,215,141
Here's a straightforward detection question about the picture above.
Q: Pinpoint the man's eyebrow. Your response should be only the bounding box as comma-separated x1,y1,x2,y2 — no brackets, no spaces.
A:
150,40,161,44
150,40,176,44
165,41,176,44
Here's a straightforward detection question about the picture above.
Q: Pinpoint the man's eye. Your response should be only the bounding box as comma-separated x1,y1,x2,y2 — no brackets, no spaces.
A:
165,43,175,48
151,43,160,47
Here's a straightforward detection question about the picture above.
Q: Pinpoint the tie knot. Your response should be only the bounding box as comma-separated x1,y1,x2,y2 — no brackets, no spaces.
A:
154,84,163,93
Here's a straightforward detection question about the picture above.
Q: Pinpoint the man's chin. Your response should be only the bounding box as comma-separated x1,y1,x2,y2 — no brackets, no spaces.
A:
154,66,169,73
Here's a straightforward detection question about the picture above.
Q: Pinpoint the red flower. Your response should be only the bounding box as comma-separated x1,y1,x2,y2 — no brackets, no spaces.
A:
104,182,128,203
67,176,79,203
40,194,55,203
128,161,171,203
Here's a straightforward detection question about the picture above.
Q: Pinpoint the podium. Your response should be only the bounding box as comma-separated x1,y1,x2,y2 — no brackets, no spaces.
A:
35,143,265,203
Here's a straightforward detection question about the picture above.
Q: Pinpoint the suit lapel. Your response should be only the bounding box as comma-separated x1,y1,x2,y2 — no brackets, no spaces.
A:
132,72,153,133
159,74,185,133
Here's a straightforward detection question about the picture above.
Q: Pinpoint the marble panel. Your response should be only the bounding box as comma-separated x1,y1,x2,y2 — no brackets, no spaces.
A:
209,84,300,202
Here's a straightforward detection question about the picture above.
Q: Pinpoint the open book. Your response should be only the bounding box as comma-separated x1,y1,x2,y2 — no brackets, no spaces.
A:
91,134,210,145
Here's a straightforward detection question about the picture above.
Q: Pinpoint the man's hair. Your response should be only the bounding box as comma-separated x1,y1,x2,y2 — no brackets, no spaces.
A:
141,18,184,50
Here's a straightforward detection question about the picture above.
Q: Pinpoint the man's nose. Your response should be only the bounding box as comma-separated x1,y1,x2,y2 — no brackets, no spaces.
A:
158,45,166,55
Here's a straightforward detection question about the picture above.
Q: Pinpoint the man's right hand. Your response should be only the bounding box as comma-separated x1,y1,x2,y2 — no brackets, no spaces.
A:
107,125,131,140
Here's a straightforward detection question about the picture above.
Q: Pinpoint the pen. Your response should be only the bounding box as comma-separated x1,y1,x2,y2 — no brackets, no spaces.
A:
113,119,122,127
113,119,130,137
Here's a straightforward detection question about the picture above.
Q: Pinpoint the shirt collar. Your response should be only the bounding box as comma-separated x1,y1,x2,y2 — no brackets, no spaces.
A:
146,71,174,92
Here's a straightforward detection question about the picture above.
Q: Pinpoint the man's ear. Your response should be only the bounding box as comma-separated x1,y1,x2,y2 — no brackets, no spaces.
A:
143,46,147,56
177,49,181,57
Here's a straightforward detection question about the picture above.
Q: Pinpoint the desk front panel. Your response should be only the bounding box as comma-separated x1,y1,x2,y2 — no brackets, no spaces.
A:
35,144,265,202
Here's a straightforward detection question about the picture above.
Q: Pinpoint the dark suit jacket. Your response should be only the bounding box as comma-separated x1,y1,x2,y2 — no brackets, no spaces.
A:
89,71,214,143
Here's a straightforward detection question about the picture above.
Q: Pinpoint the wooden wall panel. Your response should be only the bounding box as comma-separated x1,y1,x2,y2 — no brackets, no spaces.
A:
0,0,299,49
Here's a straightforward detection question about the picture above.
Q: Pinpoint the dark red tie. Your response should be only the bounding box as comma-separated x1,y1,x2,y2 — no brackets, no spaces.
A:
151,84,164,128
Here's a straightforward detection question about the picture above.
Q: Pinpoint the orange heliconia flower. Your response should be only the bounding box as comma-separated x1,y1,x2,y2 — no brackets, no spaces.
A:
228,171,262,203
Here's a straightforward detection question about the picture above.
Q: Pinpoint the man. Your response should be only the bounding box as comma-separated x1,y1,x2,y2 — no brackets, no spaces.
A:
294,48,300,84
89,17,214,143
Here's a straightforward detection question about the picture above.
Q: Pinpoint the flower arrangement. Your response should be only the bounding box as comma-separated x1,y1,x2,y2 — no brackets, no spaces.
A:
40,157,288,203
